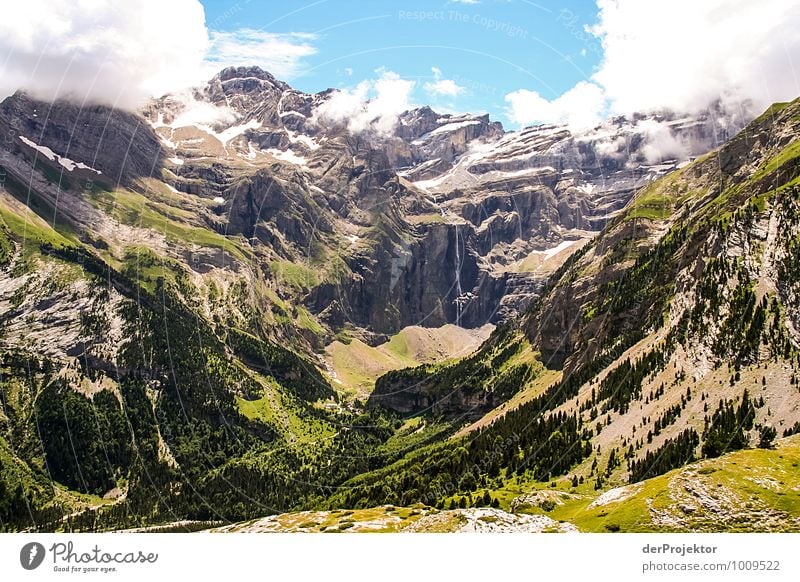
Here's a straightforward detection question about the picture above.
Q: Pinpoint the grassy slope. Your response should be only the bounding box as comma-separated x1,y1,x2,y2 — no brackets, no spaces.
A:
547,434,800,532
85,186,249,260
4,99,800,531
325,324,494,399
452,368,562,437
211,434,800,532
0,168,344,525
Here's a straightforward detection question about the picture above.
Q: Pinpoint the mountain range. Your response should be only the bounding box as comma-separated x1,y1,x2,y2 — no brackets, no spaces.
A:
0,66,797,532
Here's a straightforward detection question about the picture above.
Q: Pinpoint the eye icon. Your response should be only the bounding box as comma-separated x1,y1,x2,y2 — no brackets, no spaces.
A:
20,542,46,570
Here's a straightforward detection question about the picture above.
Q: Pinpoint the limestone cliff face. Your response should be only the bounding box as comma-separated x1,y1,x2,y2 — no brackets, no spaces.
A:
0,67,752,348
389,107,505,177
1,92,165,184
313,221,489,332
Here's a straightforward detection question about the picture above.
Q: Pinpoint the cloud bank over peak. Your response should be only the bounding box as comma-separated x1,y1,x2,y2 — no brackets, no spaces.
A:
506,81,606,129
506,0,800,129
592,0,800,115
0,0,208,109
0,1,319,110
312,70,416,135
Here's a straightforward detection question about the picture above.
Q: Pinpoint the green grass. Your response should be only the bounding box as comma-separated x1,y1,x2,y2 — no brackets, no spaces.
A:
269,260,320,290
624,172,686,221
752,101,792,124
85,188,248,260
0,197,77,265
0,226,11,266
326,325,495,399
236,394,280,426
0,435,44,497
295,306,325,336
453,367,561,437
376,419,452,459
121,246,191,295
326,337,418,397
694,135,800,224
0,170,80,251
211,437,800,533
548,435,800,532
753,139,800,181
383,332,412,360
237,382,336,446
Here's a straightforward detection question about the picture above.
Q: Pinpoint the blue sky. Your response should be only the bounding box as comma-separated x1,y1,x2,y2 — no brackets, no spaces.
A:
2,1,795,129
201,0,603,124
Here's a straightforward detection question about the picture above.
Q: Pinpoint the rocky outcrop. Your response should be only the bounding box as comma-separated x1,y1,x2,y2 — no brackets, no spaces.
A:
390,107,504,177
369,363,499,417
1,92,165,184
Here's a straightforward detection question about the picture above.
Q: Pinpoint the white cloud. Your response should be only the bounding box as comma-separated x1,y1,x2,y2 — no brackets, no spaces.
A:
312,70,416,135
504,0,800,129
636,119,689,163
0,0,208,109
0,1,319,110
505,81,606,129
204,29,316,81
593,135,627,159
424,67,465,98
170,96,238,128
590,0,800,115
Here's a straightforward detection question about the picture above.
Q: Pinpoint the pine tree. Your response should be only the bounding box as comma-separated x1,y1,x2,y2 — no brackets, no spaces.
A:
758,425,777,449
739,389,755,430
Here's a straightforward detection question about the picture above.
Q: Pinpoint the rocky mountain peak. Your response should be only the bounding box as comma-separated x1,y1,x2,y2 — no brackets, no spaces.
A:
208,66,290,102
215,65,285,85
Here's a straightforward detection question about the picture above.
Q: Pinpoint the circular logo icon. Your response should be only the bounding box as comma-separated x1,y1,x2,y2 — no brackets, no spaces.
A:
20,542,46,570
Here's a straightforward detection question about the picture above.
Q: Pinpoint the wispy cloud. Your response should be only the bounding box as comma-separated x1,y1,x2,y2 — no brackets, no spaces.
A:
0,1,321,109
204,29,317,81
505,81,605,129
0,0,208,108
424,67,466,98
590,0,800,115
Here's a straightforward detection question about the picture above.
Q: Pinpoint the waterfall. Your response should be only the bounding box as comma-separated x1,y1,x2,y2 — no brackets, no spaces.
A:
454,223,463,326
432,194,468,327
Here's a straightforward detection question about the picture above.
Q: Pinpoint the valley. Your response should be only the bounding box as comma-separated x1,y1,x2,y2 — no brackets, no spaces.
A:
0,66,798,533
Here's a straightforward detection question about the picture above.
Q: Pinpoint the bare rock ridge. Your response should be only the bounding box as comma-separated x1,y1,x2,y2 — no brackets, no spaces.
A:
1,66,748,340
1,92,165,184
